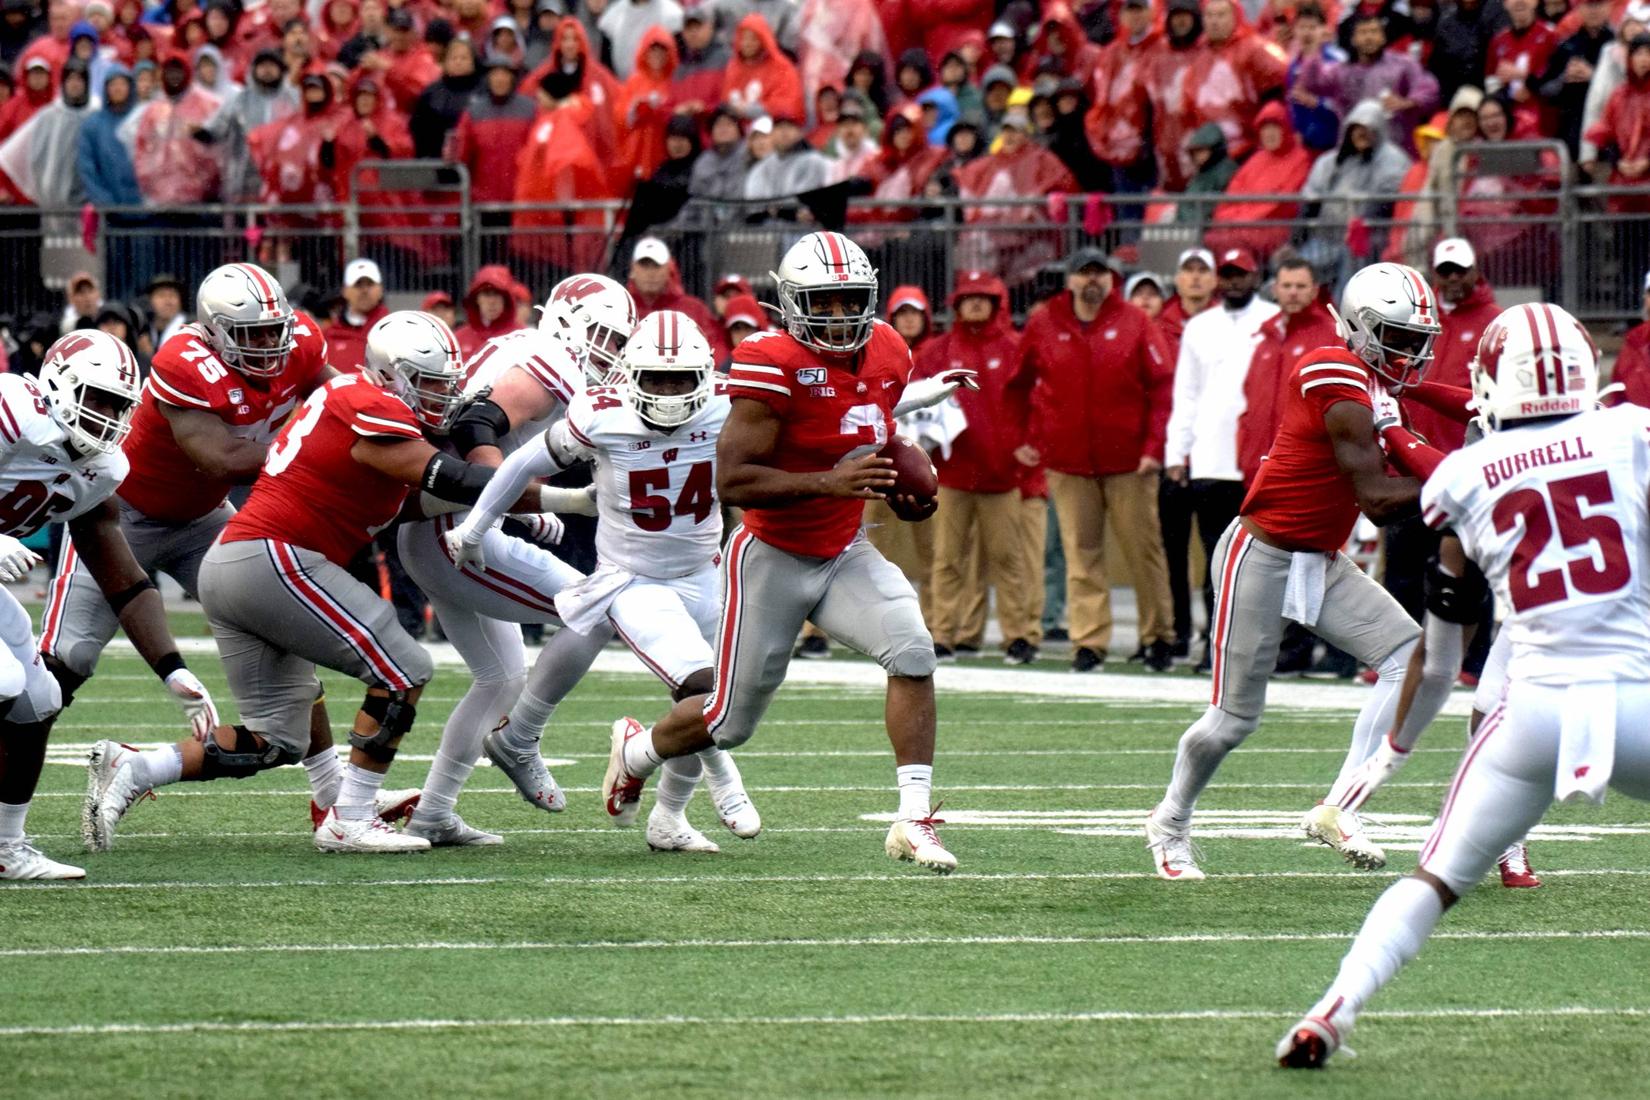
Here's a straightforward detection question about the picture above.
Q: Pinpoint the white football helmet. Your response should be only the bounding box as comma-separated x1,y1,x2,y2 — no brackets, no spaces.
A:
618,310,716,429
771,231,879,355
1332,262,1441,389
195,262,295,379
538,273,637,385
37,330,143,455
363,311,466,432
1470,303,1598,431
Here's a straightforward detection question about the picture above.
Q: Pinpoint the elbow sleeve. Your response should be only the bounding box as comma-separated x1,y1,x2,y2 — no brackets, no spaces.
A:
420,453,493,505
449,398,511,457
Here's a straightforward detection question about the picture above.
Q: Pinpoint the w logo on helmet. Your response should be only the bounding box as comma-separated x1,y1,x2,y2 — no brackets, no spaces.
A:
553,276,608,304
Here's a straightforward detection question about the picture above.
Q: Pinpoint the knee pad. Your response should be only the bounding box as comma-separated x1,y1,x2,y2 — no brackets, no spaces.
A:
708,722,754,751
0,656,27,707
40,655,86,709
352,690,416,762
882,621,939,679
1,661,60,726
1425,557,1491,626
202,726,301,779
1181,706,1259,757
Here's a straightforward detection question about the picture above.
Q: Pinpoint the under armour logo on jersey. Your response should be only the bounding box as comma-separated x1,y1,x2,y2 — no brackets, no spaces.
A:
689,431,709,442
662,448,678,464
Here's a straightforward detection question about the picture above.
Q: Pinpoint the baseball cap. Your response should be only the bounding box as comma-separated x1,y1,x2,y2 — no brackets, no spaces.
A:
714,273,753,298
749,115,774,135
24,57,50,73
837,99,867,121
987,19,1016,39
632,237,671,266
999,107,1031,132
344,258,382,286
723,294,767,331
1177,247,1216,271
1215,246,1258,274
887,287,928,315
1432,237,1476,271
1124,272,1164,298
1066,247,1115,275
69,270,98,292
421,290,454,310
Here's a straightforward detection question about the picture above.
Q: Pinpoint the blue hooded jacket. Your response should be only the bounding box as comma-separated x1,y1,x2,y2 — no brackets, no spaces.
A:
77,64,142,206
916,87,959,147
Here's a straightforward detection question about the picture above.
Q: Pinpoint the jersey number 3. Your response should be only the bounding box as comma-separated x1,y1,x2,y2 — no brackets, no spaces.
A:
1492,471,1632,612
630,461,713,531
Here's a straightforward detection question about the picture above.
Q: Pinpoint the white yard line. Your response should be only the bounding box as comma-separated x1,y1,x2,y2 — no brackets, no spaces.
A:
4,928,1648,960
1,1005,1644,1039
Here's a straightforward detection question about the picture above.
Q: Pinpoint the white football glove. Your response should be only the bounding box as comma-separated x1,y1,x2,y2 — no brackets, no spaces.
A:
1340,734,1411,813
164,668,220,743
1371,388,1403,441
516,512,566,546
442,522,488,570
0,535,41,584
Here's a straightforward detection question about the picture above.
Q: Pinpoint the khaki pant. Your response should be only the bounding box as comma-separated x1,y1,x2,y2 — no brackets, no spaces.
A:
864,500,935,624
1048,469,1175,651
1020,494,1047,641
931,487,1039,649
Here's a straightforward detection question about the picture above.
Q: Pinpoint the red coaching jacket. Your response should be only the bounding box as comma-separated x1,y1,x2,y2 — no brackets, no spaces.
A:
1237,299,1339,485
913,272,1029,495
1018,288,1173,478
1410,279,1498,453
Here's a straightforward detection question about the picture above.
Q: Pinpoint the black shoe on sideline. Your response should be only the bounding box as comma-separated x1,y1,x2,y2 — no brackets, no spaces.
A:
1144,639,1174,672
1004,639,1037,665
934,644,956,663
797,635,831,660
1072,647,1104,673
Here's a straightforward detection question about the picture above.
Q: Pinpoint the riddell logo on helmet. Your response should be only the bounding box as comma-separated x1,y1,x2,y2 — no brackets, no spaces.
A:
1517,397,1584,416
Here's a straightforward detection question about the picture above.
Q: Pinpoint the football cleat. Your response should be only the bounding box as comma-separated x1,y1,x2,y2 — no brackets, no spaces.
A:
312,807,431,853
1302,804,1386,870
884,815,957,874
83,740,151,852
482,729,566,813
1145,810,1205,881
645,812,721,853
405,813,503,847
603,718,647,827
309,788,422,829
1497,843,1541,889
704,760,761,839
0,839,86,880
1276,1015,1351,1069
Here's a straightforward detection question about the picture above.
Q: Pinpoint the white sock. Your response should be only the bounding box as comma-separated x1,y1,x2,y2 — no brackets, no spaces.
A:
697,746,738,786
303,749,344,809
655,755,703,817
623,726,665,777
335,763,385,821
1309,876,1445,1031
1329,639,1416,797
896,763,933,821
131,745,183,789
412,749,475,825
0,800,27,843
503,687,557,755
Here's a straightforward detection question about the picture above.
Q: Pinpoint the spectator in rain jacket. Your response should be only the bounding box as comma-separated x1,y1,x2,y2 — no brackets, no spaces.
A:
455,263,525,359
410,33,482,157
124,53,222,203
1301,13,1440,154
722,12,803,123
449,52,537,206
197,47,298,202
520,16,623,166
1300,98,1412,277
598,0,682,81
78,62,142,209
1142,0,1205,192
904,0,991,69
689,105,752,204
1175,122,1236,228
0,57,54,144
511,69,612,273
1019,3,1102,82
1585,33,1650,213
798,0,886,125
1084,0,1160,190
1187,0,1286,162
1208,100,1314,256
670,8,728,122
712,0,801,57
616,25,677,181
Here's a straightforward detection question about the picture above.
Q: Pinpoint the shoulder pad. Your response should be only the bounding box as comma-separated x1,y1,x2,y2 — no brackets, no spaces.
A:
0,374,67,449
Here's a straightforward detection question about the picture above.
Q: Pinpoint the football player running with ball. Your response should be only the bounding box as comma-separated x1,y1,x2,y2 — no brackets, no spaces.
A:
0,332,217,880
601,232,976,873
1147,262,1451,880
1279,304,1650,1066
447,310,759,852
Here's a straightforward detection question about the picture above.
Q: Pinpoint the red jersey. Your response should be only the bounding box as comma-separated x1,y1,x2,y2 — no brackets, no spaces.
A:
725,321,914,558
120,312,331,523
1240,347,1376,552
222,374,424,566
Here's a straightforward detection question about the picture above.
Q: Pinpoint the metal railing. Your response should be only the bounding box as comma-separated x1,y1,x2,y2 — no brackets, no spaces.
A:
4,157,1648,330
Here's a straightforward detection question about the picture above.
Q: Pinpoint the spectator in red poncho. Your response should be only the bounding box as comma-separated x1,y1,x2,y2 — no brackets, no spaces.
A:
1236,255,1337,484
616,26,677,182
1085,0,1161,195
326,72,437,263
798,0,886,124
322,257,390,371
0,57,54,143
1208,100,1314,257
312,0,359,62
1487,0,1561,134
908,0,993,70
455,263,525,360
1189,0,1288,162
626,235,731,364
1611,269,1650,407
372,8,442,114
955,107,1077,285
1019,3,1102,82
249,71,338,207
862,102,947,200
129,53,223,203
1585,33,1650,213
520,16,622,167
449,53,536,205
235,0,301,57
886,284,931,351
449,0,495,42
511,68,612,273
1142,0,1206,192
722,13,803,123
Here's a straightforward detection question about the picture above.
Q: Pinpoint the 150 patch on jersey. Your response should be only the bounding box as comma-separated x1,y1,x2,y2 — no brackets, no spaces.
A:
796,368,827,386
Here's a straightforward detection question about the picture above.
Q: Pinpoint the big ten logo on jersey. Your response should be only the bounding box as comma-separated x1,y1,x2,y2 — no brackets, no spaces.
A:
629,460,714,532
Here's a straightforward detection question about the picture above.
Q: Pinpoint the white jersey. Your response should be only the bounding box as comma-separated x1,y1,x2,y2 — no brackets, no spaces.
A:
461,328,585,455
551,386,727,579
1422,404,1650,684
0,373,126,538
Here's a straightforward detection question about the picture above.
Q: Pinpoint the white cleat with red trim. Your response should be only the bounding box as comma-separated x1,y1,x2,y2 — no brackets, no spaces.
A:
312,807,431,853
1276,1014,1353,1069
603,718,648,827
645,811,721,853
1302,804,1386,870
83,740,149,852
1145,810,1205,881
0,839,86,880
309,788,422,830
884,815,957,874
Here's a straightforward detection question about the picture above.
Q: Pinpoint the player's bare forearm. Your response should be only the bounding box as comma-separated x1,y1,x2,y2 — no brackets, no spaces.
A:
160,403,268,481
69,505,184,672
1324,400,1422,524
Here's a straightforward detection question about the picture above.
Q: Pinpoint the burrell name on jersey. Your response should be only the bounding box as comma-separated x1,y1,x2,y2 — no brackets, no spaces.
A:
1423,404,1650,683
725,321,913,558
562,386,726,578
0,373,126,537
120,312,330,523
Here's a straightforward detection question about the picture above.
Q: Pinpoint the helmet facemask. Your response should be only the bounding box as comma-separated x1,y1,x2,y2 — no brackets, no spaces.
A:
583,320,629,386
1357,310,1438,390
780,282,877,355
628,365,713,429
219,314,295,379
391,357,464,432
62,381,138,455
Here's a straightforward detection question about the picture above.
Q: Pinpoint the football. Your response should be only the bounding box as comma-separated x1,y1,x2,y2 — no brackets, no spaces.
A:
879,435,938,517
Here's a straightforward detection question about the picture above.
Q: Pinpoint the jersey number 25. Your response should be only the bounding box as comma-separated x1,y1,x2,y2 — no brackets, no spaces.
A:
1492,471,1632,612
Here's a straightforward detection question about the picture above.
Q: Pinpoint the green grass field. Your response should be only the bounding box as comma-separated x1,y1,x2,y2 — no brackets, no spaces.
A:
8,643,1650,1099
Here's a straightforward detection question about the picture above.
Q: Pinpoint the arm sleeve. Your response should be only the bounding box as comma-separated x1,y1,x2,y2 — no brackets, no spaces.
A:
454,433,562,541
1381,424,1447,480
1403,380,1476,426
